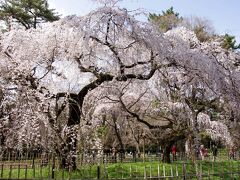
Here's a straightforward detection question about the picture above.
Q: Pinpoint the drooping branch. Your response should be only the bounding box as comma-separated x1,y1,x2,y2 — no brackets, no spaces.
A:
75,50,162,103
90,35,125,74
75,54,101,77
118,91,173,129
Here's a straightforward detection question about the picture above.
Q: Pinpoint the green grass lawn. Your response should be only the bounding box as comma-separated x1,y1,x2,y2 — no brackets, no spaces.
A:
101,160,240,179
0,160,239,179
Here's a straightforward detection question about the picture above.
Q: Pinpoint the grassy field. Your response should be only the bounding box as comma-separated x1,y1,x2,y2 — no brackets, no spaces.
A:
0,160,239,179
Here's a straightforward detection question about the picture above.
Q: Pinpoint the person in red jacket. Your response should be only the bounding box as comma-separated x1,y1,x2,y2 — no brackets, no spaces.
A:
171,145,177,161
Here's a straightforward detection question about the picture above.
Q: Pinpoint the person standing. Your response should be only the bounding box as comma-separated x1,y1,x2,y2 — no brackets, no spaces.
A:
171,145,177,161
200,144,205,160
112,147,117,163
212,144,218,162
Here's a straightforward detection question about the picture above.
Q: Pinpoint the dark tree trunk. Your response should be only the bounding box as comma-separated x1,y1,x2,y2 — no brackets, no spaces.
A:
162,142,173,163
61,138,77,170
58,75,114,170
0,132,5,147
112,113,125,161
33,16,37,29
113,121,124,152
191,112,201,160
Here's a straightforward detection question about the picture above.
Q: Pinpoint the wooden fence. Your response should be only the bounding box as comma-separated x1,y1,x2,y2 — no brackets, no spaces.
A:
0,150,239,179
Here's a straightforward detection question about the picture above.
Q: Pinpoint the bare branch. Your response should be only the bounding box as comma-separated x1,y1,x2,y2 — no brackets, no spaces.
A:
118,92,172,129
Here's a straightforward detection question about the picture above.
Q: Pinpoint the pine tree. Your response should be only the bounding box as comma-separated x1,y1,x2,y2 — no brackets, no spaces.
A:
221,33,240,50
149,7,182,32
0,0,60,30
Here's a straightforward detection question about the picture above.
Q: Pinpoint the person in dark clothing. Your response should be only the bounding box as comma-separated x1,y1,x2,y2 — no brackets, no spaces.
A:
212,144,218,162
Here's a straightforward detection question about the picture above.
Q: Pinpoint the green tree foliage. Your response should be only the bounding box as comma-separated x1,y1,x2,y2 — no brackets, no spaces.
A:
0,0,60,29
149,7,182,32
149,7,215,42
221,33,240,50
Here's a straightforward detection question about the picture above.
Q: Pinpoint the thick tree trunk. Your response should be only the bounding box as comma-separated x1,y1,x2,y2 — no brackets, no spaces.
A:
191,112,201,161
58,75,114,170
61,94,80,170
112,113,125,161
136,144,140,158
162,142,173,163
114,125,124,153
61,130,78,170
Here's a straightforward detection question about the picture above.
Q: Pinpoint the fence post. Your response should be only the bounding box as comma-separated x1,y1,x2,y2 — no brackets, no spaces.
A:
176,164,179,178
51,153,55,179
212,161,214,177
130,165,132,179
183,163,187,180
40,163,43,180
68,163,72,180
135,166,138,179
163,165,166,177
97,165,100,179
208,165,210,180
18,163,20,179
48,153,51,178
9,164,12,179
33,154,36,179
200,162,203,180
144,165,146,179
25,164,27,179
121,164,124,179
1,164,3,178
32,152,35,168
237,161,240,178
61,166,64,180
238,161,240,180
150,165,152,178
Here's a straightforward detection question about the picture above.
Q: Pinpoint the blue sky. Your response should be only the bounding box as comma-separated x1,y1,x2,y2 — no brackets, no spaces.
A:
48,0,240,42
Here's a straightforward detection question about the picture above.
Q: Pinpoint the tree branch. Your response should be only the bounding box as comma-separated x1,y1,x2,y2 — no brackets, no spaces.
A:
119,93,172,129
